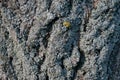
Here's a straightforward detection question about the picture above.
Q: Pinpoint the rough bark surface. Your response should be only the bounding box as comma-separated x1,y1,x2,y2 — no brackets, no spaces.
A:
0,0,120,80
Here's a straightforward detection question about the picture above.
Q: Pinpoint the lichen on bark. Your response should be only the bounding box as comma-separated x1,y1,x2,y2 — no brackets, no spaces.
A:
0,0,120,80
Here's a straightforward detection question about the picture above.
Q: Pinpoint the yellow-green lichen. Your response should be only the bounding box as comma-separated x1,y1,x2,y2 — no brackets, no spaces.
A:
63,21,71,28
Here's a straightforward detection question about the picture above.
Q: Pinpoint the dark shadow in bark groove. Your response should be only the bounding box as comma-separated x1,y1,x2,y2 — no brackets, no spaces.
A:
69,0,73,14
46,73,49,80
42,17,59,48
77,49,85,69
73,49,86,79
46,0,52,10
61,57,65,69
108,41,120,80
22,26,31,41
38,55,46,73
1,0,8,7
8,56,18,80
36,75,39,80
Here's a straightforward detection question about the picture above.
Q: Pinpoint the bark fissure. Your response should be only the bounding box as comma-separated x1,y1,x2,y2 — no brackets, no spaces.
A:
0,0,120,80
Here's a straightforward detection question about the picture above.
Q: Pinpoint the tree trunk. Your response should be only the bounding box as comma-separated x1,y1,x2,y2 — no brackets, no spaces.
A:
0,0,120,80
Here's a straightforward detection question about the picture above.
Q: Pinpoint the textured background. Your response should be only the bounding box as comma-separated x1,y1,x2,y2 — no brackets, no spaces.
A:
0,0,120,80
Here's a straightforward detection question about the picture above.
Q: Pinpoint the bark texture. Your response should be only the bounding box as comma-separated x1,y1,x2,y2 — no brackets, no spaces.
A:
0,0,120,80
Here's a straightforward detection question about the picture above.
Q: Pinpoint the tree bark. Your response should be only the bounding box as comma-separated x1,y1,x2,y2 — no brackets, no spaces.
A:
0,0,120,80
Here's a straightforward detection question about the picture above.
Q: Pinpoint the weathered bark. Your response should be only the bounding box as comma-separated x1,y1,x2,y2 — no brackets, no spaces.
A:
0,0,120,80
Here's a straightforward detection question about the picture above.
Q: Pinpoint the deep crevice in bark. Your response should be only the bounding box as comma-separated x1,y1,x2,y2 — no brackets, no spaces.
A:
42,17,59,48
73,49,86,79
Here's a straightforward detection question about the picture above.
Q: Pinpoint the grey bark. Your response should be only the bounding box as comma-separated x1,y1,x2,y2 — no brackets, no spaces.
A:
0,0,120,80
